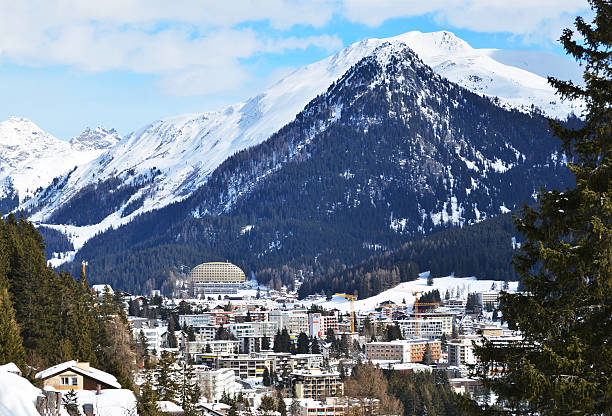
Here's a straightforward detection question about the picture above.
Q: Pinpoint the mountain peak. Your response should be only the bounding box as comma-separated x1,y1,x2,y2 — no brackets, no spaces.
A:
70,126,121,151
0,117,58,147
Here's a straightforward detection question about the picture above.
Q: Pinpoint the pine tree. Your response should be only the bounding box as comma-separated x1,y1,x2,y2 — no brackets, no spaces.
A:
259,395,277,415
261,336,270,350
62,389,80,416
296,332,309,354
277,390,287,416
422,343,433,365
262,367,271,386
138,368,160,416
0,286,26,370
465,2,612,414
156,351,178,402
177,362,201,416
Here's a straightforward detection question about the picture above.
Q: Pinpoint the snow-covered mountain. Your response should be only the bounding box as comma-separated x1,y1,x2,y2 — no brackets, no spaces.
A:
0,117,120,211
21,31,581,255
72,40,574,291
70,126,121,151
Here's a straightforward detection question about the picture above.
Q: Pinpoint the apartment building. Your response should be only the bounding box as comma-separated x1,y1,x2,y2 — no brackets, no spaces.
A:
447,336,479,366
290,369,344,400
308,313,339,338
194,367,236,402
365,339,441,363
217,354,276,379
269,310,309,335
229,321,278,339
476,292,500,309
408,310,457,336
179,314,213,327
397,319,444,339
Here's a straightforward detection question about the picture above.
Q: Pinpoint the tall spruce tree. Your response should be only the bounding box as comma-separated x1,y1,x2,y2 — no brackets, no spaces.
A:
177,361,200,416
0,286,26,370
465,2,612,414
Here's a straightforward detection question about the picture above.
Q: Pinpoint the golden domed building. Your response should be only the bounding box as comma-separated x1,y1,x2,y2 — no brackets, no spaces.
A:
190,261,246,295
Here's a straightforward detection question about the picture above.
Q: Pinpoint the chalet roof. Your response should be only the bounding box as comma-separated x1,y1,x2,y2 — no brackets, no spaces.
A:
35,360,121,389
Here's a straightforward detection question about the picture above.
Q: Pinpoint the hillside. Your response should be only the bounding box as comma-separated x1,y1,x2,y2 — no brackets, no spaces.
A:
58,41,575,295
22,31,580,260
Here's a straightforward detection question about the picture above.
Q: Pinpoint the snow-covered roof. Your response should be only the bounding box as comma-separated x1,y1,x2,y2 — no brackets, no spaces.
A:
35,360,121,389
157,400,184,412
75,389,137,416
0,362,21,374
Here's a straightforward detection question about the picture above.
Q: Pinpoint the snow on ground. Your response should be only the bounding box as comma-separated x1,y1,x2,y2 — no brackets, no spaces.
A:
73,390,137,416
304,274,518,313
0,370,41,416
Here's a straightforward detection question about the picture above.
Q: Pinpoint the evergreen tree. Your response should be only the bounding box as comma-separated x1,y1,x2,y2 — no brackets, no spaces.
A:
277,390,287,416
156,351,178,401
465,3,612,414
137,368,160,416
262,367,271,386
261,336,270,350
177,362,201,416
422,343,434,365
0,286,26,370
310,337,321,354
259,395,277,414
62,389,80,416
296,332,309,354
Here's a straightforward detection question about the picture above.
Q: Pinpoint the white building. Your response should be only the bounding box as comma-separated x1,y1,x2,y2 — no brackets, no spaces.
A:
447,336,479,366
408,310,456,336
477,292,500,308
229,321,278,339
179,314,213,327
195,367,236,402
269,310,308,335
397,319,444,339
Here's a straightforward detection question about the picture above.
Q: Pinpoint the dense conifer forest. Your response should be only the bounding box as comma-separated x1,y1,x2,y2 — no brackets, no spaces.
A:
0,214,136,387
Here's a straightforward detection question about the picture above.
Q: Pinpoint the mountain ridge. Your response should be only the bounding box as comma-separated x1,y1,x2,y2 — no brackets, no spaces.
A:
15,31,580,257
61,41,575,294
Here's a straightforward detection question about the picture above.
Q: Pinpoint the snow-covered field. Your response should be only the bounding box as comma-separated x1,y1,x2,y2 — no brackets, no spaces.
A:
0,371,40,416
303,274,518,313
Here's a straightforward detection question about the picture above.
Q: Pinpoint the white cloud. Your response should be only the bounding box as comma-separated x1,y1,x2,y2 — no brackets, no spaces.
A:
341,0,590,44
0,1,342,96
0,0,592,97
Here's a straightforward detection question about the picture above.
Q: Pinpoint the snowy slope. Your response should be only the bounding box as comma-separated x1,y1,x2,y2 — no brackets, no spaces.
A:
24,31,581,254
306,274,519,313
0,370,41,416
389,31,582,118
0,117,120,203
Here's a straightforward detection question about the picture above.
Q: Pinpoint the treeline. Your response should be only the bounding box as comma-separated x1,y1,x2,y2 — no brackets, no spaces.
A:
0,214,136,388
345,361,460,416
37,226,74,259
299,212,521,299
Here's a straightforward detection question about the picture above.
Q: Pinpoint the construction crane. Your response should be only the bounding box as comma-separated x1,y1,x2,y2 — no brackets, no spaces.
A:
82,260,88,278
412,291,442,337
334,293,357,332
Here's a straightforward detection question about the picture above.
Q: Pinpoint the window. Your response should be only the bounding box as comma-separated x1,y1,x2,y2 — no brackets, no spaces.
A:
60,376,78,386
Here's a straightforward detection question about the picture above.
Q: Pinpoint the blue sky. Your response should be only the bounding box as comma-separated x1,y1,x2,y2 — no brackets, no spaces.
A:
0,1,590,139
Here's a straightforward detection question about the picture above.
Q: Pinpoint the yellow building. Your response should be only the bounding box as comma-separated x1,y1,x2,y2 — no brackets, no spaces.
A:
35,361,121,391
190,262,246,295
